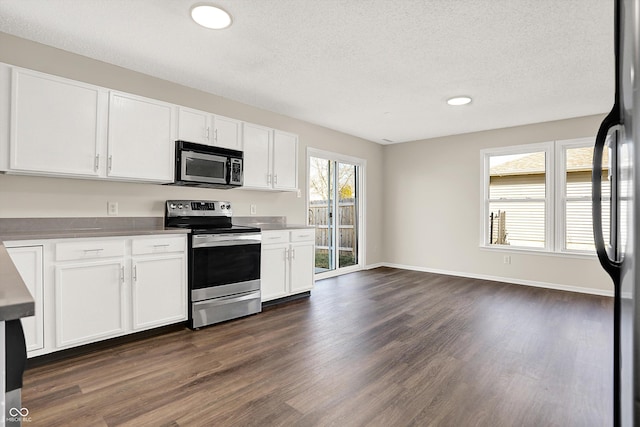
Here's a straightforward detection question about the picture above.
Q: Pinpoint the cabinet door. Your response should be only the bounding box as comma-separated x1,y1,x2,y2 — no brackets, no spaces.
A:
178,107,209,145
55,260,126,348
289,242,315,294
272,130,298,191
10,68,106,176
6,246,44,352
107,92,175,182
131,254,187,330
261,243,289,301
213,115,242,150
242,123,273,189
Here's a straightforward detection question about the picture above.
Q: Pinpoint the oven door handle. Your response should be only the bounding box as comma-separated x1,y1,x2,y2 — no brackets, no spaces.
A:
192,233,262,248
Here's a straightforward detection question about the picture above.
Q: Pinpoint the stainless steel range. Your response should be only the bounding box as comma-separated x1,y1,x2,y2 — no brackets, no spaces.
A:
165,200,262,329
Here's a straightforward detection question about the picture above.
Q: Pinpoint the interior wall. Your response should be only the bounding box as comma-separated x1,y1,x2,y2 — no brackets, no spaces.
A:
382,115,614,294
0,32,384,265
0,32,614,291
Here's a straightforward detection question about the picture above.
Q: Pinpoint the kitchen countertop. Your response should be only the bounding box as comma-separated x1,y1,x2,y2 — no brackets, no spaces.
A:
0,243,35,322
0,215,310,320
0,227,189,243
0,216,313,242
233,216,313,231
0,217,189,243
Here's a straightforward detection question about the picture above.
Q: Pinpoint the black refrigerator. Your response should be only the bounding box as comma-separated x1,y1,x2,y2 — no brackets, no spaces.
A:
593,0,639,425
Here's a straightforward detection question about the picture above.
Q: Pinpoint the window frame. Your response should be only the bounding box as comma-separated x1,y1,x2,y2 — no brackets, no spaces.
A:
554,137,602,255
480,138,599,256
481,141,554,252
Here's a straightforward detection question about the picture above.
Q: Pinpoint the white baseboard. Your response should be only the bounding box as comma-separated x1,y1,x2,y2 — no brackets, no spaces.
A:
380,262,614,297
364,262,385,270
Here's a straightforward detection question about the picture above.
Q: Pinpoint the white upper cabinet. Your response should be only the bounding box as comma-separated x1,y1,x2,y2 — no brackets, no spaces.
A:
242,122,273,190
9,67,107,176
213,114,242,150
273,130,299,191
0,63,298,188
177,107,242,150
177,107,209,145
107,91,175,182
242,123,299,191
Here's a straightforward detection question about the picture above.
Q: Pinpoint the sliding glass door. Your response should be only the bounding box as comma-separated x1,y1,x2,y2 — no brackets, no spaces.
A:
308,150,363,276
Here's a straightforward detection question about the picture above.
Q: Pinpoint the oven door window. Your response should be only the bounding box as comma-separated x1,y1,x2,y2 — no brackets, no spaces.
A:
191,243,261,289
182,151,227,184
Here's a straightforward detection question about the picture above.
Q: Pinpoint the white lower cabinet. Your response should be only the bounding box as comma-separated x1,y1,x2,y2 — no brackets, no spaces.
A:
261,229,315,302
5,245,44,352
55,259,126,348
289,241,315,294
131,252,186,331
6,234,188,356
261,243,289,301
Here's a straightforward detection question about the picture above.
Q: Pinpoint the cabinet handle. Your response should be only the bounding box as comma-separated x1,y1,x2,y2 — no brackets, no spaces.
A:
291,248,296,260
274,174,278,184
267,236,280,240
83,248,104,253
108,155,113,172
133,265,137,282
153,244,171,247
214,128,218,142
205,127,210,140
94,154,100,172
120,266,125,283
267,174,272,185
284,249,289,261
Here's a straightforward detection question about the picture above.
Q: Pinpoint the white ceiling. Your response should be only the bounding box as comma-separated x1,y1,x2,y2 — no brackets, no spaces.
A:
0,0,614,144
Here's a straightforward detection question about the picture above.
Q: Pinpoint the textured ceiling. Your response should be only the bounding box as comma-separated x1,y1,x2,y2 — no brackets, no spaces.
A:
0,0,614,144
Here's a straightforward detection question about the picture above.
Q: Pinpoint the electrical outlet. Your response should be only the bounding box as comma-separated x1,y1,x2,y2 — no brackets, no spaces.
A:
503,255,511,264
250,204,257,215
296,189,302,198
107,201,118,216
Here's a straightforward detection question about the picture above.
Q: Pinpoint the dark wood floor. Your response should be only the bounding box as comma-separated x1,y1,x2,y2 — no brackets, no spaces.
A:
22,267,613,426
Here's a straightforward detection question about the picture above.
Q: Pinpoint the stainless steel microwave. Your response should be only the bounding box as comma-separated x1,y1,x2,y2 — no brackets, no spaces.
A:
172,141,243,189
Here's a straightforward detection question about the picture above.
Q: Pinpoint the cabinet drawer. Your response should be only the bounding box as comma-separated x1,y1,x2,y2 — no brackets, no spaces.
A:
56,240,125,261
262,231,290,244
290,229,315,242
132,236,186,255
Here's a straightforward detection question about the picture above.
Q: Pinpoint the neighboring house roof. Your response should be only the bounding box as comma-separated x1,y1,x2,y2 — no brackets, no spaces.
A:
490,147,609,176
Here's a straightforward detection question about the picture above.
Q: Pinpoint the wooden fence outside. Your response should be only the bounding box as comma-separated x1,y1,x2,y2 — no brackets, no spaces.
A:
309,199,356,253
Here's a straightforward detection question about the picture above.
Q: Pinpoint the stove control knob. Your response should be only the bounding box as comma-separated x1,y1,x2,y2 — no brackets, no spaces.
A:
177,204,183,209
169,203,176,209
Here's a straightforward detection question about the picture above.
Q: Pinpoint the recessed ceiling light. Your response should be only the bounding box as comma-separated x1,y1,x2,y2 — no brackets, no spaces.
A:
447,96,472,106
191,4,232,29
